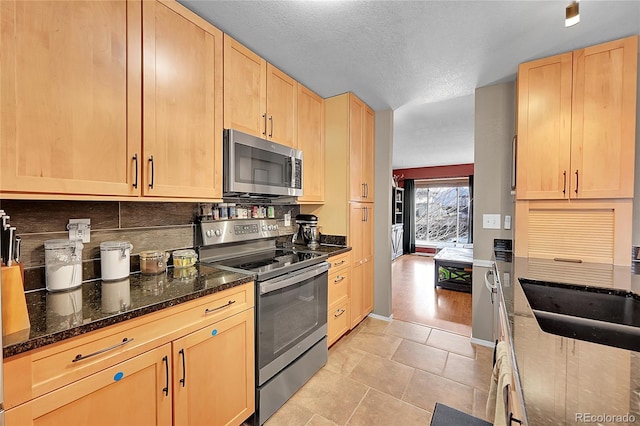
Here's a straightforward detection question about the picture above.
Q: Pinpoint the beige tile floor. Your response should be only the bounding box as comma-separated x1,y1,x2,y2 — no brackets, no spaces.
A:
265,317,494,426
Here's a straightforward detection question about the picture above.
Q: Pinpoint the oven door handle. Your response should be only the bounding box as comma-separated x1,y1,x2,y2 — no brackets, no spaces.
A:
260,262,329,295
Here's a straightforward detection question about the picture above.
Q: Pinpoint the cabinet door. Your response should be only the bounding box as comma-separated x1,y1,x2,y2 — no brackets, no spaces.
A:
0,0,141,197
6,345,172,426
297,85,325,203
266,64,297,147
362,260,374,317
349,203,365,265
516,53,572,200
142,0,223,199
224,35,267,138
173,308,255,426
363,106,376,202
348,95,365,201
565,340,631,422
570,35,638,199
350,263,364,329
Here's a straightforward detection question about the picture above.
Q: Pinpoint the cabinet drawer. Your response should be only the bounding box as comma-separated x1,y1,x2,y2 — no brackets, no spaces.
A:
4,282,254,408
328,297,349,347
328,252,351,272
328,267,350,306
6,344,173,426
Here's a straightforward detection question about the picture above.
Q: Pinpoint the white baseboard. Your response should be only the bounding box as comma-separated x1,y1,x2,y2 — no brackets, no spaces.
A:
367,312,393,322
470,337,495,348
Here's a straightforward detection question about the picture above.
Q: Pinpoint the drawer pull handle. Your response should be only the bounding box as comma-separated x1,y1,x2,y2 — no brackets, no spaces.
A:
162,355,169,396
334,309,346,318
179,349,186,387
553,257,582,263
334,276,345,283
132,154,139,189
72,337,134,363
333,260,345,267
205,300,236,314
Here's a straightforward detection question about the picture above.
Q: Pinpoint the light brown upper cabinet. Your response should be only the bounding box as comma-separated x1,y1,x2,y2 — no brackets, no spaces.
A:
142,0,223,199
224,36,297,148
0,0,142,197
0,0,225,201
516,35,638,200
348,95,375,202
297,85,325,203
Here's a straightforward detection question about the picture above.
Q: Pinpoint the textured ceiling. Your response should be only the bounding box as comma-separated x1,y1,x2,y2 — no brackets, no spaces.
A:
178,0,640,169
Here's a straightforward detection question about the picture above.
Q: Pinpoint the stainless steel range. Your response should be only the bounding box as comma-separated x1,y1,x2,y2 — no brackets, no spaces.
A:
198,219,329,425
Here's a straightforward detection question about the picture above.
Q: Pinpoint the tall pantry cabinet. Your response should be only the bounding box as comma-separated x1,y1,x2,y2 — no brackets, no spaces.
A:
304,92,375,332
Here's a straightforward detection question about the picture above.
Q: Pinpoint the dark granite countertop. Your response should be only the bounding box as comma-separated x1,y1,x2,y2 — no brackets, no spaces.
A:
3,264,254,358
495,256,640,425
286,244,352,257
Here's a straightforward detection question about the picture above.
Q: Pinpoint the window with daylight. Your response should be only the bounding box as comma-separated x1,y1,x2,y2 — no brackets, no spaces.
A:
415,178,471,246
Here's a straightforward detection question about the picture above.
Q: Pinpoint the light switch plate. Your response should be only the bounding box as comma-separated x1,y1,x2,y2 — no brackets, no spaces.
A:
504,215,511,230
482,214,501,229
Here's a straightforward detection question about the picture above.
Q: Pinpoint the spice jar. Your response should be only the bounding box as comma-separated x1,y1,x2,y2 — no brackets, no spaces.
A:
139,250,169,274
172,249,198,268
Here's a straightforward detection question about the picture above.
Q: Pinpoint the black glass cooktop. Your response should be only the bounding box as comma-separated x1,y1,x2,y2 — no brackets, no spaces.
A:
211,249,327,281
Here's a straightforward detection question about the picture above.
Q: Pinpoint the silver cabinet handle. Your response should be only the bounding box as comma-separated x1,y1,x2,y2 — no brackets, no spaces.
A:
262,113,267,135
362,183,366,198
205,300,236,314
269,115,273,137
334,309,346,318
574,170,579,195
334,276,345,283
72,337,134,362
365,183,369,198
562,170,567,195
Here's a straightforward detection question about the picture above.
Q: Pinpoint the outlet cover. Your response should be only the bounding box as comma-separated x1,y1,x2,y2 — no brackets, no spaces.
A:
68,219,91,242
482,214,501,229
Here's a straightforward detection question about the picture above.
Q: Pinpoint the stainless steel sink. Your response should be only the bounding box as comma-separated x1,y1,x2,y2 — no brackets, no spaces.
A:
520,279,640,352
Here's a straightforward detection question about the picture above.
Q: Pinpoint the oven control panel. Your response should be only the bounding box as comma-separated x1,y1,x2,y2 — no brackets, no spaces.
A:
199,219,280,246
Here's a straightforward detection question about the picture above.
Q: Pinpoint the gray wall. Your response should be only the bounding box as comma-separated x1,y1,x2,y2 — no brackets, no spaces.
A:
471,81,516,343
373,110,394,318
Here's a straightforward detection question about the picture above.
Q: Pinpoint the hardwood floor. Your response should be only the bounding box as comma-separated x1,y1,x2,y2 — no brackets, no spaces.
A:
392,254,472,336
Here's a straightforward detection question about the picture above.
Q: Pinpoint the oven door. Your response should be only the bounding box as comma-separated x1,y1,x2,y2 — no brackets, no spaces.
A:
224,129,303,197
257,262,328,386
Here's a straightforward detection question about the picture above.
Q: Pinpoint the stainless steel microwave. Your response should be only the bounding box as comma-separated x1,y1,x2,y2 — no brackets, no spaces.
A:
223,129,303,197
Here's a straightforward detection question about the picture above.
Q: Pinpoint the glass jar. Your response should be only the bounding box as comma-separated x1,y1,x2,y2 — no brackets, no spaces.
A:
172,249,198,268
139,250,169,274
44,239,84,291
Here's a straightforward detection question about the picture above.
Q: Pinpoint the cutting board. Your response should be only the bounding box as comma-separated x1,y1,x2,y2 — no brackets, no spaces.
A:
1,264,31,339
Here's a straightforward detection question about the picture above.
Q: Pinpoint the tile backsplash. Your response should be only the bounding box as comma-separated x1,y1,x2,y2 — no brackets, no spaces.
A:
1,200,299,291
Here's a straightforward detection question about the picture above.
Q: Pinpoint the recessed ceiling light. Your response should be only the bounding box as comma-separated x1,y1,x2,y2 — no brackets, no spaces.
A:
565,1,580,27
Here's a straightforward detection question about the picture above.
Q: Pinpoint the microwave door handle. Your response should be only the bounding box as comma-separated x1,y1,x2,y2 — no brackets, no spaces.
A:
290,156,296,188
260,262,329,295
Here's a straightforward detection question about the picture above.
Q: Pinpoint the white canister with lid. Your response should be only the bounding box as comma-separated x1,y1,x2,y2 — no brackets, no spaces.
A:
45,239,84,292
100,241,133,281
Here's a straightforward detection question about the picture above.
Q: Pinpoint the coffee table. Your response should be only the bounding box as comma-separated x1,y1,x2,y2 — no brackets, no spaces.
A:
433,247,473,292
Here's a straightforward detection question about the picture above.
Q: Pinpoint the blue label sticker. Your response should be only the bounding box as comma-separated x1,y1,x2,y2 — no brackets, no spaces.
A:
211,329,218,336
114,371,124,381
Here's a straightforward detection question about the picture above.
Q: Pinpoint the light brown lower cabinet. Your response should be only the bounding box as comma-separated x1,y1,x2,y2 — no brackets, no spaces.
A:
4,284,255,426
327,252,351,346
6,344,173,425
173,308,254,426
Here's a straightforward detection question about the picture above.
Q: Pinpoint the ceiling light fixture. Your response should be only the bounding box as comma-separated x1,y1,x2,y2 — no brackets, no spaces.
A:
565,1,580,27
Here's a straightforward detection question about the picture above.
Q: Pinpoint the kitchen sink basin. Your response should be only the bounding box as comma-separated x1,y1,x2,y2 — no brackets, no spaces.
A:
520,279,640,352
